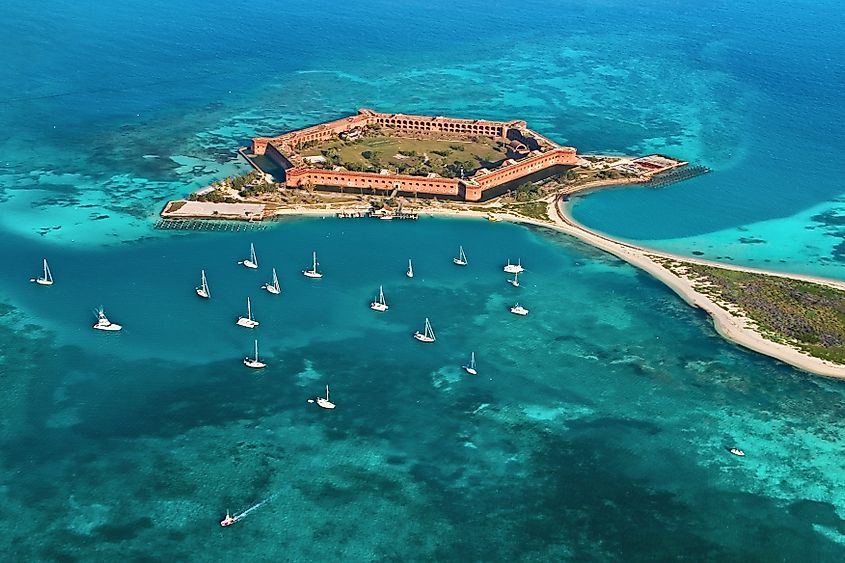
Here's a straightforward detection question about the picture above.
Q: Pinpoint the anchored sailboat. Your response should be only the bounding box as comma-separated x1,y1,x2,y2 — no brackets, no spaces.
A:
303,251,322,278
30,258,53,286
239,243,258,269
453,245,468,266
316,385,336,409
504,259,524,274
92,307,122,331
243,339,266,369
508,271,520,287
413,317,436,343
196,269,210,298
510,303,529,316
463,352,477,375
370,285,388,312
406,258,414,279
262,268,280,294
236,297,260,328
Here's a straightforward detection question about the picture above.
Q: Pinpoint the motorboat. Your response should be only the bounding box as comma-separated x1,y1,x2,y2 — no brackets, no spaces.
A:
31,258,53,285
262,267,280,295
196,269,210,298
236,297,259,328
303,251,322,278
453,245,468,266
414,317,436,342
243,339,266,369
510,303,529,316
370,285,388,312
238,243,259,269
728,447,745,457
220,511,237,527
93,307,122,331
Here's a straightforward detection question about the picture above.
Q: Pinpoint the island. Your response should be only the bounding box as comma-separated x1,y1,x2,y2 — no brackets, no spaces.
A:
160,109,845,379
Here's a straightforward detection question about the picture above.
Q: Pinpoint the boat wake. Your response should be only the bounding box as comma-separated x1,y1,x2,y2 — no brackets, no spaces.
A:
231,493,279,523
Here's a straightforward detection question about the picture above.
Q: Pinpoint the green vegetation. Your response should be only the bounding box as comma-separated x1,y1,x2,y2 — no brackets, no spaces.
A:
659,260,845,365
501,201,550,221
301,134,508,178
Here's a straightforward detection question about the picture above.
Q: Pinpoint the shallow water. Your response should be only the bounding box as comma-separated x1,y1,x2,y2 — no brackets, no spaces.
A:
2,0,845,560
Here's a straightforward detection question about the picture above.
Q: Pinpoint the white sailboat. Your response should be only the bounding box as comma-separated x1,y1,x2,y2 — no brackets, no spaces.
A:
303,251,322,278
316,385,336,409
413,317,436,342
370,285,388,312
463,352,477,375
406,259,414,279
508,271,520,287
196,269,210,298
504,259,524,274
262,268,280,294
243,339,266,369
236,297,260,328
453,245,468,266
510,303,529,316
31,258,53,286
92,307,122,331
239,243,258,269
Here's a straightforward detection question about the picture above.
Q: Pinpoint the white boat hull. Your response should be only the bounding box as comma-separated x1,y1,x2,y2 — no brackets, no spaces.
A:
263,285,281,294
370,303,388,312
34,278,53,286
510,307,528,316
93,322,122,331
508,280,520,287
406,272,414,278
453,259,467,266
196,288,209,298
504,265,524,274
244,359,266,369
236,317,259,328
303,271,322,279
316,398,336,409
464,367,477,375
414,332,435,343
240,260,258,269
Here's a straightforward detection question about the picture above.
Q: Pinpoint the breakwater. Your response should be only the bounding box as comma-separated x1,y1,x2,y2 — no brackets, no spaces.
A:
648,164,710,188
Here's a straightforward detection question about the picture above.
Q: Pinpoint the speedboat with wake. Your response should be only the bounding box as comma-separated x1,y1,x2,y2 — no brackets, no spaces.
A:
93,307,122,331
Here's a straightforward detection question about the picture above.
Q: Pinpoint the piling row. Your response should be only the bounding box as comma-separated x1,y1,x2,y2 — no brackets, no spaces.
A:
648,164,711,188
154,219,268,232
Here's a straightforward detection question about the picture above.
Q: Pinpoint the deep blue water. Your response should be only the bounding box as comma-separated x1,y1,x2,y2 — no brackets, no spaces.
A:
2,0,845,560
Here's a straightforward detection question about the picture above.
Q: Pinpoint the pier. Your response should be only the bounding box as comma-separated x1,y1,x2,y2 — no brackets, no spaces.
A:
647,164,710,188
154,219,270,232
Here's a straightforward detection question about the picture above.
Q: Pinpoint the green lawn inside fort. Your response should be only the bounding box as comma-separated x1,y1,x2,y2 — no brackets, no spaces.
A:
299,132,511,178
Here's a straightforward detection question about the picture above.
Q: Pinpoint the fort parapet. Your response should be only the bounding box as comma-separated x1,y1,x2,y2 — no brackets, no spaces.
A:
250,109,579,202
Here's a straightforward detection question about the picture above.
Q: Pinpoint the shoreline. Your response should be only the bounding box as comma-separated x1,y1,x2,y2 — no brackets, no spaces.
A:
268,196,845,379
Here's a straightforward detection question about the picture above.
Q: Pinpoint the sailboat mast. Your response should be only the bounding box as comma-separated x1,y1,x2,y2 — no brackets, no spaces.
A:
326,385,330,401
254,339,259,361
247,297,252,320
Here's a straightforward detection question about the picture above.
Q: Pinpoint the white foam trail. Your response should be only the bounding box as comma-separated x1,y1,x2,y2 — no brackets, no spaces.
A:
233,493,278,522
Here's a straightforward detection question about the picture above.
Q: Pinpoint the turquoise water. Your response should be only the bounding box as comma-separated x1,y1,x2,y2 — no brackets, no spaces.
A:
2,0,845,560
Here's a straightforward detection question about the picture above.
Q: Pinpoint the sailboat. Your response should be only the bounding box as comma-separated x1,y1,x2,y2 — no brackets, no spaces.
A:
30,258,53,286
239,243,258,269
413,317,436,342
92,307,122,331
316,385,336,409
243,339,266,368
406,259,414,279
302,251,322,278
262,268,280,294
196,269,210,298
370,285,388,312
510,302,529,316
508,271,520,287
236,297,260,328
220,511,237,527
504,259,524,274
453,245,468,266
463,352,477,375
